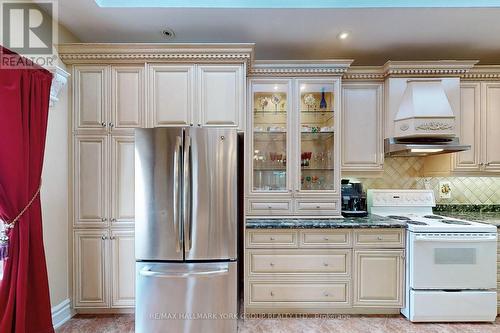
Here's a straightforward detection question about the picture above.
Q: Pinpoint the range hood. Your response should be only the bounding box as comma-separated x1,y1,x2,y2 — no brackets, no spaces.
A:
385,137,470,157
386,79,470,157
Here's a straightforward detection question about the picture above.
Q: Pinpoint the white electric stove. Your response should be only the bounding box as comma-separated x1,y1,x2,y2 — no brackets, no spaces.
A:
368,189,498,322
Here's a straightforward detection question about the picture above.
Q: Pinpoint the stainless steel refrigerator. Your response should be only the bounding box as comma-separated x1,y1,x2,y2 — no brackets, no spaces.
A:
135,128,237,333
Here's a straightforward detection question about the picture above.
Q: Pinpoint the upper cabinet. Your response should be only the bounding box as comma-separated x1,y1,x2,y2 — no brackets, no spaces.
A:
452,82,500,173
247,74,344,216
341,83,384,172
74,64,145,132
149,64,244,129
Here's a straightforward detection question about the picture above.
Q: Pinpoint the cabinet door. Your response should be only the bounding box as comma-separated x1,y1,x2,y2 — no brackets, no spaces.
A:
149,65,194,127
74,65,108,131
110,230,135,308
74,135,108,228
453,82,481,172
482,82,500,171
111,65,144,128
110,135,135,227
353,250,404,307
197,65,243,127
341,83,383,171
74,230,109,308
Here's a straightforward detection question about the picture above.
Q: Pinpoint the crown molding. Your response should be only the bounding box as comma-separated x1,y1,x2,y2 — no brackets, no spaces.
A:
461,65,500,80
343,66,385,81
249,59,353,77
56,43,255,65
382,60,478,77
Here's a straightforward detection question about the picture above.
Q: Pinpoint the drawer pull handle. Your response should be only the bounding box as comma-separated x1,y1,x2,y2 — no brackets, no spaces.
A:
323,292,330,297
269,263,274,267
323,263,329,267
324,237,329,241
270,237,275,241
270,291,275,296
377,236,383,240
268,206,272,209
316,205,321,209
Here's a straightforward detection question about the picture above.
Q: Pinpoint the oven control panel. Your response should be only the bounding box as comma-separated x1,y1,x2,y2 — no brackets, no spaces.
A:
368,189,435,207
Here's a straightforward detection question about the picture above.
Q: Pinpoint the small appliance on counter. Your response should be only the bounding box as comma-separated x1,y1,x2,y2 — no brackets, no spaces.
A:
341,179,367,217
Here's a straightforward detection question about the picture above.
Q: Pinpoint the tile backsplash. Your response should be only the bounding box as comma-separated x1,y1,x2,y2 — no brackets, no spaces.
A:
349,157,500,205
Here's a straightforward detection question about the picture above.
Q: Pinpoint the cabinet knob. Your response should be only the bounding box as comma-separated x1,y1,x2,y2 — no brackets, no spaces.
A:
480,162,485,166
270,237,275,241
101,217,107,222
269,262,274,267
486,162,491,166
316,205,321,209
323,292,330,297
190,123,194,127
268,206,272,209
377,236,383,240
323,263,329,267
101,235,107,240
197,124,201,127
270,291,275,296
110,236,116,240
101,122,107,127
324,237,329,241
111,218,116,222
109,122,114,128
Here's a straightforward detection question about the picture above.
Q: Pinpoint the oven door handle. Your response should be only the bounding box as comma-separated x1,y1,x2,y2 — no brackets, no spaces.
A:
414,235,497,242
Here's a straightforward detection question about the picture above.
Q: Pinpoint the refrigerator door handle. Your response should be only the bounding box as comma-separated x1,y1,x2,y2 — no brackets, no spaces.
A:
139,267,229,278
173,135,182,252
183,134,192,253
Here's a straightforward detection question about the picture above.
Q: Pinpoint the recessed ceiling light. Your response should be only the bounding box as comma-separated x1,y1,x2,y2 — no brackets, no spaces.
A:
161,28,175,39
337,31,350,40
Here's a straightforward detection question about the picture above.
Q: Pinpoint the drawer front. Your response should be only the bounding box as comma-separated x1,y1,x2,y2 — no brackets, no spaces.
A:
353,229,405,248
248,249,351,276
247,199,291,215
300,230,352,248
246,230,298,248
249,281,350,305
295,200,339,214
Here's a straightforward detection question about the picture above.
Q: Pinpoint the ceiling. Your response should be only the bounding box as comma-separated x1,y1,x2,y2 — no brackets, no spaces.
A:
55,1,500,65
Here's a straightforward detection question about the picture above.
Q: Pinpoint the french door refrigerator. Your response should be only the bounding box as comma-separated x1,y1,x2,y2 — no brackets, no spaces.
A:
135,128,237,333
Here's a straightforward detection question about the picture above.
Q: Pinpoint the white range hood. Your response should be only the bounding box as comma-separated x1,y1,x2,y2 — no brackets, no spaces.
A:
385,76,470,157
394,80,455,138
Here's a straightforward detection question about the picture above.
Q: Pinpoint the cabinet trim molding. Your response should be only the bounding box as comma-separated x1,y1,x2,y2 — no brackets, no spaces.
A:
249,60,353,77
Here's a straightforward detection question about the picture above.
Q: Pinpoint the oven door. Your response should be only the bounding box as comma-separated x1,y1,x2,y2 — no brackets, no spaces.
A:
409,232,497,290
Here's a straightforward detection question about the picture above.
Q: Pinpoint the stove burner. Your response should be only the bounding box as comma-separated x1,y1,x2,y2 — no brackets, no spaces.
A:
440,219,471,225
406,220,428,226
423,215,444,219
387,215,412,221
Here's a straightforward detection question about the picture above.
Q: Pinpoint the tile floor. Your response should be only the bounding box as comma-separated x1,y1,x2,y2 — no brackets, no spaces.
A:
57,314,500,333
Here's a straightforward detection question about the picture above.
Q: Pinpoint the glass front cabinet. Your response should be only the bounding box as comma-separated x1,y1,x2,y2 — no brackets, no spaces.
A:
246,77,341,216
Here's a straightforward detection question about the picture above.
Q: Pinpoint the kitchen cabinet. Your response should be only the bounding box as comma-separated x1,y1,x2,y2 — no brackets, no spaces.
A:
73,65,145,132
246,78,341,216
451,82,500,173
353,249,405,307
74,229,135,309
341,83,384,172
244,228,405,314
73,132,134,228
149,64,244,129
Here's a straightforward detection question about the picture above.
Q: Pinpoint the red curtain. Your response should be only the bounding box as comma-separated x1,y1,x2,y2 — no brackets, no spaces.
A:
0,47,54,333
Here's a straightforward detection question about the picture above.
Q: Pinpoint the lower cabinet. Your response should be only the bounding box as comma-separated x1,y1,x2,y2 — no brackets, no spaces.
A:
244,228,405,313
353,249,405,308
74,229,135,309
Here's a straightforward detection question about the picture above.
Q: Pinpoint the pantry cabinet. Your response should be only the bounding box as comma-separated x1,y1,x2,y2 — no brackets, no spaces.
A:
246,77,342,216
341,83,384,172
73,65,145,131
74,229,135,308
452,82,500,173
149,64,244,129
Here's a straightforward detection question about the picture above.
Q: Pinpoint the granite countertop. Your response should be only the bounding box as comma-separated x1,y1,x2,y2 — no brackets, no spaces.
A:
246,214,406,229
434,205,500,228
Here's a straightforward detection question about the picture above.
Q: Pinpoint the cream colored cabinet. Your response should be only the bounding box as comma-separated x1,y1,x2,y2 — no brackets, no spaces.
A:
353,249,404,308
245,228,405,314
74,135,108,228
149,64,244,128
73,65,144,131
341,83,384,172
198,65,243,127
73,133,134,228
110,230,135,308
74,230,109,308
74,65,108,130
149,64,194,127
246,77,342,216
452,82,500,173
74,230,135,309
111,66,145,128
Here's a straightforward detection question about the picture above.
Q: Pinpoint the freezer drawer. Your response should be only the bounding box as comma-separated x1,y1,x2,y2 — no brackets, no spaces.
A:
136,262,237,333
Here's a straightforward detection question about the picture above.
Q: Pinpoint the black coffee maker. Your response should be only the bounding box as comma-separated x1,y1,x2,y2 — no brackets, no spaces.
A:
341,179,367,217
